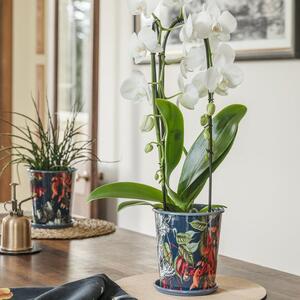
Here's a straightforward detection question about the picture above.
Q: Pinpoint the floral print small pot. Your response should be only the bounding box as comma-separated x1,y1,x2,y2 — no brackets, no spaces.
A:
154,205,224,296
28,168,76,228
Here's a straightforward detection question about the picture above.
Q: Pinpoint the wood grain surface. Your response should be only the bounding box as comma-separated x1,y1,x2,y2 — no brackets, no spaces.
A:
0,228,299,300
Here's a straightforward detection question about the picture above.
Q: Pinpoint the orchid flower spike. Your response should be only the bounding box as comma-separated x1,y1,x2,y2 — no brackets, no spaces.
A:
127,0,160,17
120,70,151,103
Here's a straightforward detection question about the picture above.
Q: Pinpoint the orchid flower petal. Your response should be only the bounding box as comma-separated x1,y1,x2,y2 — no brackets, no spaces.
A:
214,43,235,68
222,64,244,88
180,14,193,42
127,0,146,15
185,46,206,71
179,84,199,110
129,33,147,64
218,11,237,34
120,70,150,103
138,27,162,53
205,67,221,92
145,0,160,17
194,11,213,39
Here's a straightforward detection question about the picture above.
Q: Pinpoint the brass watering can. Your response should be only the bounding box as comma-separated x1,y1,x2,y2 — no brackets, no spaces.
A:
0,183,34,253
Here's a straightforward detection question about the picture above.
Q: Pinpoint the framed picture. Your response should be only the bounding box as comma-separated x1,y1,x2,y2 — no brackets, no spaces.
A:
134,0,300,62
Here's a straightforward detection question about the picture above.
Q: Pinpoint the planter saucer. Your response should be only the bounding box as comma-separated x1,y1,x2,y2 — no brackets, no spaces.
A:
154,279,218,297
0,244,42,255
31,219,74,229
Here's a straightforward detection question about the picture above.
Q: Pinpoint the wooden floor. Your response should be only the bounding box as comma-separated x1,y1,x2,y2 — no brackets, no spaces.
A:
0,228,299,299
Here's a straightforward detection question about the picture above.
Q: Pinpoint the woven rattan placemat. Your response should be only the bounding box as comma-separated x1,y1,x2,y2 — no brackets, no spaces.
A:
31,218,115,240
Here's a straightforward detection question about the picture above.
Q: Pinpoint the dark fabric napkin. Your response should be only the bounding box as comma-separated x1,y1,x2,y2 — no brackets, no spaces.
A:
11,274,137,300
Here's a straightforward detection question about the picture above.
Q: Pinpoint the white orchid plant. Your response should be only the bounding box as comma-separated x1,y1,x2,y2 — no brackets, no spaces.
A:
88,0,247,213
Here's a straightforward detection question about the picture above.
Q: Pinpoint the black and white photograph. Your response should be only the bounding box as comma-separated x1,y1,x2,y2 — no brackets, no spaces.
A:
136,0,299,60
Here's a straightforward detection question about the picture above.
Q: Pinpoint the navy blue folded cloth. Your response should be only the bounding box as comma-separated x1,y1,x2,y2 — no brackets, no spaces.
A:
11,274,137,300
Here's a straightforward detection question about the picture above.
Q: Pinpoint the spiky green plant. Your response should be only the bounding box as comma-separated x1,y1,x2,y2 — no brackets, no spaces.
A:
0,100,99,174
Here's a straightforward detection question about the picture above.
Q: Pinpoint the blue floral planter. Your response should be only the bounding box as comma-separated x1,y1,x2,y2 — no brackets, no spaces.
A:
28,169,76,228
154,205,224,296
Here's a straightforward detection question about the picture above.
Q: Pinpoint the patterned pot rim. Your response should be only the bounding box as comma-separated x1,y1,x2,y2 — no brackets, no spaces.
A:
27,167,77,174
153,205,225,217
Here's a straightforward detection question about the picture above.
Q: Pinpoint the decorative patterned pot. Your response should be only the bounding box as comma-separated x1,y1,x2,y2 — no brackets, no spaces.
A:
28,169,76,229
154,205,224,296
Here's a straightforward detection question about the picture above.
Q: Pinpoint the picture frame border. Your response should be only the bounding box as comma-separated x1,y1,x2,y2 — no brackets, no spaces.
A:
134,0,300,63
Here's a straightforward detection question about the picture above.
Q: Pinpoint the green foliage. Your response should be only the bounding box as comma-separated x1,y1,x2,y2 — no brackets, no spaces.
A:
0,100,98,174
87,104,247,213
156,99,184,183
177,104,247,209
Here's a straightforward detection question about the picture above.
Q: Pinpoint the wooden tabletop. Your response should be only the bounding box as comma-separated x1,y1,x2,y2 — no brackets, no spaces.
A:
0,228,299,300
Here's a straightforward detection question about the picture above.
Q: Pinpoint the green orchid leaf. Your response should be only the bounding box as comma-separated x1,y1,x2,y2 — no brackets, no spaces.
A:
87,182,164,203
156,99,184,183
178,104,247,204
189,220,207,231
118,200,163,212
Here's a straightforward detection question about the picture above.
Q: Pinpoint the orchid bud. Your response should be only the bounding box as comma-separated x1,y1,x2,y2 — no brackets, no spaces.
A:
140,115,154,132
207,103,216,116
200,114,208,126
144,143,153,153
204,128,210,140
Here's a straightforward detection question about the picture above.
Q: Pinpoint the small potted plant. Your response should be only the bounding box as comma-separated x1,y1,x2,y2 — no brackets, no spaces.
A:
0,102,98,228
88,0,246,296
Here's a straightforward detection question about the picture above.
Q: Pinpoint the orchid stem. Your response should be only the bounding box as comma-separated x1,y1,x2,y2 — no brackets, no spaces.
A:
204,38,214,213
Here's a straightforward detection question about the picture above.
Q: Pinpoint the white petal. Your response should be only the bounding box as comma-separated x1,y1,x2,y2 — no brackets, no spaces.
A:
214,43,235,68
138,27,162,53
129,33,147,64
206,0,221,20
192,72,208,98
222,64,243,88
180,59,188,79
145,0,160,17
180,14,193,42
194,11,213,39
205,67,221,92
179,84,199,110
120,70,150,103
185,46,206,71
178,74,185,91
127,0,146,15
218,11,237,34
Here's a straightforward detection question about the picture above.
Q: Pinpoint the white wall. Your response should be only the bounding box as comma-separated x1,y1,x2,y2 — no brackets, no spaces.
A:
0,0,36,214
101,2,300,276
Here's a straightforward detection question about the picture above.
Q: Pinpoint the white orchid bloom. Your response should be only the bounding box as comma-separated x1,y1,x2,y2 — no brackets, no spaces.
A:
127,0,160,17
130,27,162,63
138,27,163,53
213,43,243,95
180,46,206,78
120,70,151,103
192,67,221,97
180,1,237,44
177,75,199,110
129,33,147,64
162,0,192,9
